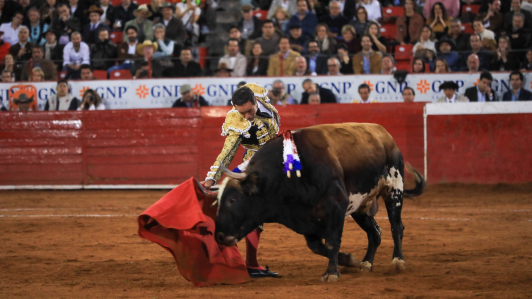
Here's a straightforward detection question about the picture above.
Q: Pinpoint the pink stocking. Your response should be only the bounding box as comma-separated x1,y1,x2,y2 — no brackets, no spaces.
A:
245,229,265,270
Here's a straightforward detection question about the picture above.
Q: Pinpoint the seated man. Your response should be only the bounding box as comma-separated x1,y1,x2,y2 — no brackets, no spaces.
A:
44,79,80,110
353,83,378,103
437,81,469,103
13,93,35,112
448,18,471,53
80,64,96,80
270,79,296,105
381,54,396,75
20,45,57,81
123,4,153,43
109,26,139,74
434,37,459,71
459,34,491,71
214,62,232,78
464,72,498,102
402,87,416,102
353,35,382,74
82,6,111,45
306,41,327,75
1,69,12,82
172,84,209,107
43,29,64,71
288,23,307,54
337,44,353,74
465,54,487,73
219,38,247,77
63,31,90,79
131,40,172,78
172,48,202,77
300,78,337,104
308,93,320,104
50,3,81,45
91,28,117,71
327,57,342,75
267,36,300,76
293,56,313,76
319,0,348,38
503,70,532,101
9,26,33,69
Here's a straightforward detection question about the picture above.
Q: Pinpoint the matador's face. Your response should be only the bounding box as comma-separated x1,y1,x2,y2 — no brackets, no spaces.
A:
235,101,257,121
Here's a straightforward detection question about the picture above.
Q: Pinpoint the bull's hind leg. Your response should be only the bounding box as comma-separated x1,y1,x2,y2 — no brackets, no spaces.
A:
383,186,406,271
351,212,382,271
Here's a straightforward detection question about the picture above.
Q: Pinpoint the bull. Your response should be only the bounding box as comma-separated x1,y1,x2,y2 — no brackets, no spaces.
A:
214,123,425,281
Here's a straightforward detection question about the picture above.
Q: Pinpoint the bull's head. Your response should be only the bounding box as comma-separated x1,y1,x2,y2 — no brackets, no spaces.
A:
214,163,261,246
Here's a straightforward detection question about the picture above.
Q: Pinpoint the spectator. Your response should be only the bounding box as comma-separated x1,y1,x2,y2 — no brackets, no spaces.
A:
2,54,20,80
402,87,416,102
227,26,248,57
1,69,13,82
63,31,90,79
30,67,44,81
337,0,357,20
79,89,105,110
27,8,48,46
337,43,353,74
301,79,337,104
349,6,369,38
133,60,150,78
365,21,387,53
353,83,377,103
267,36,300,76
449,18,471,52
271,79,297,105
412,57,425,72
113,0,137,31
353,35,382,74
306,40,328,74
465,54,485,73
0,31,10,62
267,0,297,20
381,54,395,74
327,56,341,75
492,35,520,71
0,11,24,45
91,28,117,71
13,93,34,111
508,13,532,57
272,7,291,34
82,6,110,45
503,70,532,101
319,1,348,39
152,24,175,58
123,5,153,43
50,3,81,45
255,20,280,57
308,93,320,104
172,83,208,107
437,81,469,103
288,0,318,39
337,25,360,54
413,25,436,62
460,34,492,71
80,64,96,80
434,58,450,73
426,2,451,40
147,0,163,23
464,71,498,102
246,42,268,76
44,79,80,110
435,36,459,71
39,0,58,24
157,2,186,44
473,18,495,41
238,4,262,40
423,0,459,19
18,0,31,25
110,26,138,73
20,45,57,81
396,0,424,45
43,28,63,71
131,40,171,78
219,38,247,77
524,0,532,15
68,0,87,25
288,23,307,53
99,0,115,27
0,0,14,25
9,26,32,68
172,47,202,77
294,56,313,75
314,23,337,55
520,48,532,70
357,0,382,21
504,0,532,32
308,0,327,19
478,0,504,35
175,0,200,43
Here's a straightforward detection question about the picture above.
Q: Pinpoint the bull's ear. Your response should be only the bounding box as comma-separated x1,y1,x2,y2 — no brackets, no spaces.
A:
241,172,259,196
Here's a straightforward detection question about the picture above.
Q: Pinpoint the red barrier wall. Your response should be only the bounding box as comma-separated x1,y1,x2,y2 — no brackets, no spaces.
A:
0,103,425,186
426,114,532,184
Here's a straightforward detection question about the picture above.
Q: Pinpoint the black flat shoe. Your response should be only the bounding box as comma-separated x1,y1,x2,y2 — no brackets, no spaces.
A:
247,266,279,278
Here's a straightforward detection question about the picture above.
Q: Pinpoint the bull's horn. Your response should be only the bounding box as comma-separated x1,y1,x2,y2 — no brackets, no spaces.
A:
218,162,247,181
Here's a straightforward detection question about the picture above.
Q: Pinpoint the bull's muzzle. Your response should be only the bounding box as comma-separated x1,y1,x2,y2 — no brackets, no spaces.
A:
216,232,237,246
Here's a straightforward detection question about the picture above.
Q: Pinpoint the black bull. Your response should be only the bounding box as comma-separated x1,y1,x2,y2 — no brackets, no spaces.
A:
214,123,425,281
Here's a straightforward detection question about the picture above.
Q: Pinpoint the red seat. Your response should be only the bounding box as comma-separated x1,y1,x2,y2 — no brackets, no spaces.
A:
462,4,480,15
110,31,123,44
110,70,133,80
462,23,474,34
135,0,151,4
425,63,430,73
394,44,414,61
93,70,107,80
380,23,396,41
382,7,404,19
111,0,121,6
253,10,268,21
396,60,411,71
58,71,67,80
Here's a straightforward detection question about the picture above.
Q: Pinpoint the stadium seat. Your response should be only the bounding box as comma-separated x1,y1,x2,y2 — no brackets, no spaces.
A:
380,23,396,41
425,63,430,73
58,71,67,80
111,0,121,6
136,0,151,4
110,31,123,44
253,10,268,21
394,44,414,61
382,6,404,19
93,70,107,80
462,4,480,15
396,60,411,71
110,70,133,80
462,23,474,34
198,46,208,69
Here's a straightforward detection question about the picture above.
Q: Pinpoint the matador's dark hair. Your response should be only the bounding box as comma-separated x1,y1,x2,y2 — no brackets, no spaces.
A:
232,86,255,106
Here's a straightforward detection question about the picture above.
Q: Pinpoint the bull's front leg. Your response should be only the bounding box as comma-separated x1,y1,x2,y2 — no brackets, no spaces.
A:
320,205,345,282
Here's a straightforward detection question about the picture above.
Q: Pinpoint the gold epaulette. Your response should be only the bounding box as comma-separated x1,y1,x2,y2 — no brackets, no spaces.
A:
222,110,251,138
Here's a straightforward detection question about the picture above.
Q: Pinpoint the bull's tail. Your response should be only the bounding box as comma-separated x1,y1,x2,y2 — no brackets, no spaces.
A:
404,163,426,197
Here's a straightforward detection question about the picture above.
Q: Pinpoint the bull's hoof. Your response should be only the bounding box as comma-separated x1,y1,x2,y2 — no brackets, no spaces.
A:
391,258,406,272
359,261,372,272
320,273,339,282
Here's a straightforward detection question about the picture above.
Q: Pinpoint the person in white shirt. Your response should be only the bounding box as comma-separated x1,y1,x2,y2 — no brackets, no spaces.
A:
176,0,201,41
63,31,90,79
356,0,381,21
353,83,378,103
44,79,81,110
218,38,247,77
473,18,495,41
437,81,469,103
79,88,106,111
0,12,24,45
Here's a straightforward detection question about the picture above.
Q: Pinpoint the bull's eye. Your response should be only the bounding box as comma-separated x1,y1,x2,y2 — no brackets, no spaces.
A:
229,198,236,204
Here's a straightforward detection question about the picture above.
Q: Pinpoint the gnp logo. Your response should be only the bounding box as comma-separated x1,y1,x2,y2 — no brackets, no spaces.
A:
363,81,374,91
192,84,205,95
136,85,149,99
417,80,430,94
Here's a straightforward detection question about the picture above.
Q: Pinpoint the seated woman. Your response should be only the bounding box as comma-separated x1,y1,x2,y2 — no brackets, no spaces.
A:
426,2,451,40
520,49,532,71
349,6,370,39
31,67,45,81
434,58,450,73
79,89,105,111
412,57,426,73
246,42,269,76
356,0,381,21
493,35,520,71
314,23,337,55
337,25,361,55
272,7,291,35
365,21,387,53
413,25,437,64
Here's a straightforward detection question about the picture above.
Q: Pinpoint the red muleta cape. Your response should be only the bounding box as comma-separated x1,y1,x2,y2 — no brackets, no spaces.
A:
138,177,251,287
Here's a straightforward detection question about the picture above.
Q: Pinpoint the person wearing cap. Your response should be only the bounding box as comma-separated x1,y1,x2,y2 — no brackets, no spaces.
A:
50,3,81,45
202,83,280,278
123,4,154,43
288,23,307,53
44,79,80,110
0,30,11,63
13,93,35,112
63,31,90,79
288,0,318,39
20,45,57,81
82,6,110,45
437,81,469,103
172,84,209,108
131,40,170,78
27,8,48,46
113,0,138,31
90,28,117,71
464,71,498,102
434,36,459,71
214,62,232,78
43,28,64,71
156,2,186,44
238,4,262,40
219,38,247,77
0,11,24,45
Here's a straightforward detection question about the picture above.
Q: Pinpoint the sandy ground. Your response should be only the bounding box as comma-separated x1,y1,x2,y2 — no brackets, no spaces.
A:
1,184,532,298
